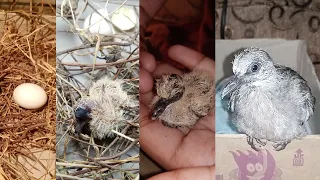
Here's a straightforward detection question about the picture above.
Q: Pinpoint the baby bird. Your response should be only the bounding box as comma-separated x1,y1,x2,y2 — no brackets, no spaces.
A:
150,70,215,133
74,76,138,139
222,47,316,151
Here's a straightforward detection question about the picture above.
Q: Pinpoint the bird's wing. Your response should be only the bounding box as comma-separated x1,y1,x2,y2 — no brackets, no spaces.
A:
220,76,238,112
229,92,237,112
275,65,316,123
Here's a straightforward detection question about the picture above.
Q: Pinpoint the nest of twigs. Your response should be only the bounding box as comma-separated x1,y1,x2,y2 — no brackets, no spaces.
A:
0,10,56,180
56,1,139,179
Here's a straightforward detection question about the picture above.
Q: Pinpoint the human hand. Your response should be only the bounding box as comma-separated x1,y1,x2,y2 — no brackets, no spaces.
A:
147,166,215,180
140,45,215,170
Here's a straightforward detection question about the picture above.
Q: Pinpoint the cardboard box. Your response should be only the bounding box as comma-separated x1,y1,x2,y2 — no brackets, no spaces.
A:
216,134,320,180
215,39,320,179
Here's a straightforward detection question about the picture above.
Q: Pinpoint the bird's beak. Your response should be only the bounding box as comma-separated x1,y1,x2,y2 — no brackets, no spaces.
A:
151,98,167,120
221,76,240,99
75,119,89,135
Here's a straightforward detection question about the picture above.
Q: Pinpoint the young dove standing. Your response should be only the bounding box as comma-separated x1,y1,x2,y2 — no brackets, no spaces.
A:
150,70,215,134
222,47,316,151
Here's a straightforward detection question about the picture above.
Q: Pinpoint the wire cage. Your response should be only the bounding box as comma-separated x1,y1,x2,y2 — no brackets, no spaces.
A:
56,0,140,179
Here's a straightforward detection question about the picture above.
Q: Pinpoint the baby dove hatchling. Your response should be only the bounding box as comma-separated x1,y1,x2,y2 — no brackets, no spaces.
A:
221,47,316,151
150,70,215,133
74,76,138,139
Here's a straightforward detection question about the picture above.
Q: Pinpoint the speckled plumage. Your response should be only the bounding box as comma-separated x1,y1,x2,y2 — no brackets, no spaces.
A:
150,70,215,133
222,47,315,151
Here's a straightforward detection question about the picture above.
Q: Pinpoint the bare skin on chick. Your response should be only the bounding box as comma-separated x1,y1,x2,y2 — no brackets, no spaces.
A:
150,70,214,134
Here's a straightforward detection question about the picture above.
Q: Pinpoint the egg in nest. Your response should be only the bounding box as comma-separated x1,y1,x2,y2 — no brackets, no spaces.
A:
13,83,47,110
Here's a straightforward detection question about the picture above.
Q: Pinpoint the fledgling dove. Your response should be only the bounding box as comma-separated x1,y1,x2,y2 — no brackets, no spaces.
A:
222,47,316,151
150,70,215,134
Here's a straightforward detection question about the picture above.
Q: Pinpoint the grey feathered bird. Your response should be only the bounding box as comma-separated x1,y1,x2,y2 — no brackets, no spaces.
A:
221,47,316,151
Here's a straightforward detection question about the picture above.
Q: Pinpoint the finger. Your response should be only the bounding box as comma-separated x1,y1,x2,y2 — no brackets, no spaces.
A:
139,68,154,94
139,68,154,127
168,45,215,75
171,129,216,168
139,68,155,110
152,63,182,78
148,166,215,180
140,118,185,169
141,51,156,73
140,99,153,128
140,91,154,107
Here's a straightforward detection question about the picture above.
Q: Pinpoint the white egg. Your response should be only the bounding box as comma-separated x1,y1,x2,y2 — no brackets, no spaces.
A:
84,8,114,36
111,7,137,31
13,83,48,110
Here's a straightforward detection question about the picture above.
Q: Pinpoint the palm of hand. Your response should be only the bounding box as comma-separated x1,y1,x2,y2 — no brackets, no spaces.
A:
140,45,215,170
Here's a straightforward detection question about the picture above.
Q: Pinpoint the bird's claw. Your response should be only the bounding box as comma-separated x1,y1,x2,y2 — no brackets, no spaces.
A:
256,138,267,146
272,141,290,151
247,136,267,151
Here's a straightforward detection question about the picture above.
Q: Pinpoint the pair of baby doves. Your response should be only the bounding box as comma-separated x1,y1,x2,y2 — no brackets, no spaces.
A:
150,70,215,133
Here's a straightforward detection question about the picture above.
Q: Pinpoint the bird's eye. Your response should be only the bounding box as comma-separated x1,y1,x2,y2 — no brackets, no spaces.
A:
251,63,260,72
169,74,178,80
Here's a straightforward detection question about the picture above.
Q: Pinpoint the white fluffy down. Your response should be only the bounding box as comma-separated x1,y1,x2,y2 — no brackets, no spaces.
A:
85,77,137,139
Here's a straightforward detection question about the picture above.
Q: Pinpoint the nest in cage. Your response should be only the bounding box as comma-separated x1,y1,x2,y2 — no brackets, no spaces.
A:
55,1,139,178
0,10,56,180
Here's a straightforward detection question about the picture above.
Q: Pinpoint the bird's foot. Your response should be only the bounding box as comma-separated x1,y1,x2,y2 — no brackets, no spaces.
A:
272,141,291,151
247,136,267,151
256,138,268,146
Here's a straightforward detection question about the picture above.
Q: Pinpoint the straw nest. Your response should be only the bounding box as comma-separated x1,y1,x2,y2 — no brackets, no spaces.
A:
56,1,139,179
0,9,56,180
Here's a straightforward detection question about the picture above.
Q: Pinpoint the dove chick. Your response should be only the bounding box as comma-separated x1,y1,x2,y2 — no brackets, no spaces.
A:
74,76,138,139
222,47,316,151
150,70,215,133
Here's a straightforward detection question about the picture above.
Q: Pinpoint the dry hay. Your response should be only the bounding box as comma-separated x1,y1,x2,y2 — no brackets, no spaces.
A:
0,8,56,180
56,1,139,179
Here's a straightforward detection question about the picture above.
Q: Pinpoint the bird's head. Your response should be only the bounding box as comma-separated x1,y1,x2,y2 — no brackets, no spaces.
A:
74,99,96,135
155,74,185,100
152,74,185,120
222,47,275,98
233,47,275,81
